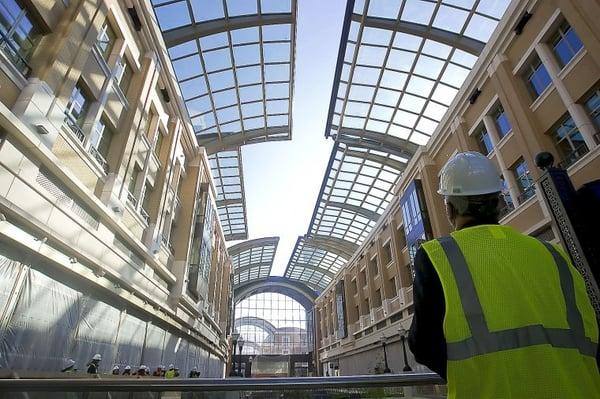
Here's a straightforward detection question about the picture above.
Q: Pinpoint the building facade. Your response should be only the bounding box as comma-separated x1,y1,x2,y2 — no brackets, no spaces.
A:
0,0,232,375
315,0,600,376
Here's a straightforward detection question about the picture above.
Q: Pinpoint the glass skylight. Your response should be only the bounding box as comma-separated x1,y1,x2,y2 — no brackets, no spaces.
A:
208,150,247,241
230,237,279,286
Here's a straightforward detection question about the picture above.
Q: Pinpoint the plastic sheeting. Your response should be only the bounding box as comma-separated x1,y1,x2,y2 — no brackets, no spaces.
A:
0,250,225,377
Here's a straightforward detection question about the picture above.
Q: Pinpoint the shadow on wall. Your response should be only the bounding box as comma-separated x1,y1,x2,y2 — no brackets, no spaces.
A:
0,249,223,377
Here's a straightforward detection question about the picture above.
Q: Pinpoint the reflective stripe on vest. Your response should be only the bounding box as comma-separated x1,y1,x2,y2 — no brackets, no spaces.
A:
437,236,597,361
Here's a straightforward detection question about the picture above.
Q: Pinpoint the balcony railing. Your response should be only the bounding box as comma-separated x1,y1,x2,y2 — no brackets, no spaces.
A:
372,306,385,322
384,295,402,315
498,201,515,219
359,314,371,329
594,132,600,145
89,146,109,174
558,143,589,169
63,113,85,142
126,191,138,207
517,185,536,204
139,207,150,224
0,374,447,397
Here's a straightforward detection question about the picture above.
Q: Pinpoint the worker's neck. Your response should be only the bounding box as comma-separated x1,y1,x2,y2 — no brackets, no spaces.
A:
454,215,498,231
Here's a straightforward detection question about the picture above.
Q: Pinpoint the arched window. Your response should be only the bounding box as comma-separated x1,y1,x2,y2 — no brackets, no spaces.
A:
234,292,308,355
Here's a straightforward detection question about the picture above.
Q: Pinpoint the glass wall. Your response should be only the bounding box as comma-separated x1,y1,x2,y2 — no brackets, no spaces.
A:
234,293,308,355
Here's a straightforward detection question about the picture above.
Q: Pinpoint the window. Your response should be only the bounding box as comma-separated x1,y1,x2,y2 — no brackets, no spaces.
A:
127,164,141,205
96,21,116,60
493,104,511,138
234,292,308,355
65,82,92,142
140,182,153,222
382,242,392,265
369,256,378,276
154,131,164,157
551,21,583,68
511,158,535,202
115,59,133,95
360,269,367,287
552,114,588,168
499,176,514,218
524,56,552,98
584,90,600,142
0,0,41,75
475,125,493,155
374,289,382,308
89,119,114,173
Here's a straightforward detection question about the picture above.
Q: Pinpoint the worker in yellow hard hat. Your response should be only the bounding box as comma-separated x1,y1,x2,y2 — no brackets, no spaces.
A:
408,151,600,398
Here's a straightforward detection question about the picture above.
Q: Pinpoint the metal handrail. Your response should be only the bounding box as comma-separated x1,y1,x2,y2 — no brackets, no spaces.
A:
0,28,33,77
0,373,445,392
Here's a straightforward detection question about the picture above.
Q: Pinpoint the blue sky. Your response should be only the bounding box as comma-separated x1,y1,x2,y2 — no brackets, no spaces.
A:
240,0,346,275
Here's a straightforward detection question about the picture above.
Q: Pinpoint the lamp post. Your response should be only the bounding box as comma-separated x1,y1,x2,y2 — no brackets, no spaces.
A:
379,335,391,373
230,332,239,377
237,336,245,377
398,328,412,372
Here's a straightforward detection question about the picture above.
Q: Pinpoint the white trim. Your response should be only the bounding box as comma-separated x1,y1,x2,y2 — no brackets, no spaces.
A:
556,48,588,80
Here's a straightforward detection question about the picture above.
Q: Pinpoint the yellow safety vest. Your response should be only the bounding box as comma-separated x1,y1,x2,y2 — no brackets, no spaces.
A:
165,369,176,379
421,225,600,398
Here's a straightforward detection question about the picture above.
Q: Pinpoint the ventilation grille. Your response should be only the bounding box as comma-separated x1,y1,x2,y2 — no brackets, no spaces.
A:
36,167,100,230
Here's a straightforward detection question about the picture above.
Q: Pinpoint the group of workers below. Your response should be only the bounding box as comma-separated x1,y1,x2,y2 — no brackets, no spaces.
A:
407,152,600,398
61,354,201,378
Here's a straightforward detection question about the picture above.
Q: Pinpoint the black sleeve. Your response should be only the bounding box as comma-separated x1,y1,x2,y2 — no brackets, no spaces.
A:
408,247,447,380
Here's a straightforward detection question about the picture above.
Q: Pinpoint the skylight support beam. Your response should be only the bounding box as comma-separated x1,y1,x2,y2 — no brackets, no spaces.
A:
353,14,485,56
163,13,294,47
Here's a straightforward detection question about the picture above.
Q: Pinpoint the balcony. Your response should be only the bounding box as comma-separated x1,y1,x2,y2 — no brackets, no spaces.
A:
371,306,385,322
89,146,109,174
558,143,589,169
383,296,402,315
126,191,138,208
498,201,515,219
517,185,536,204
359,314,371,329
139,207,150,224
64,112,85,142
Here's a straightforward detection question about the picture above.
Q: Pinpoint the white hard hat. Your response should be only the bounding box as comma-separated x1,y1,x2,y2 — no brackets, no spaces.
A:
113,365,120,370
192,367,197,371
168,364,174,369
438,151,502,196
125,365,131,370
141,365,148,370
64,359,76,368
159,365,165,369
92,354,102,361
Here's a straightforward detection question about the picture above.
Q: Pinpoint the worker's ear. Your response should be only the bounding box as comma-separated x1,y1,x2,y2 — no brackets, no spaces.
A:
445,200,457,230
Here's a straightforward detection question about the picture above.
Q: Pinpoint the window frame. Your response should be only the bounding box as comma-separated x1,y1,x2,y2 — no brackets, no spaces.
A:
96,20,116,61
524,56,552,99
550,20,584,68
0,0,42,76
492,104,511,138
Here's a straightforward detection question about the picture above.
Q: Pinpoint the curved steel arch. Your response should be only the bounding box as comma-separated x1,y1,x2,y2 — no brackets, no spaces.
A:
234,276,318,309
234,316,277,336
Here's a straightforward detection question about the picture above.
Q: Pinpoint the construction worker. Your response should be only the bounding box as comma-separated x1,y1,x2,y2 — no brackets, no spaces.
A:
408,151,600,398
61,358,76,373
86,354,102,374
152,365,164,377
165,364,176,379
112,365,120,375
122,365,132,376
